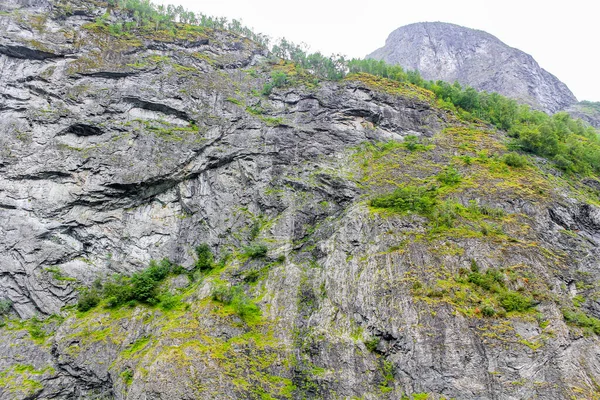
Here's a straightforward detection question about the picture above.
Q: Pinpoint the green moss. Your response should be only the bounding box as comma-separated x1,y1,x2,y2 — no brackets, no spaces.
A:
226,97,243,105
518,338,543,351
44,266,77,282
120,368,134,385
412,394,429,400
411,266,539,318
0,364,53,396
562,309,600,335
121,336,152,359
211,284,262,323
379,360,395,394
345,73,435,103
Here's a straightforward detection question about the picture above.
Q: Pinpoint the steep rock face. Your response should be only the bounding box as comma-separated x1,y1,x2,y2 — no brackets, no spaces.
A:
565,101,600,128
367,22,578,114
2,3,600,400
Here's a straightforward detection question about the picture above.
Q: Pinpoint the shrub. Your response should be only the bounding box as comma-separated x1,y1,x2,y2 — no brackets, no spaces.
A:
106,296,121,308
499,292,534,312
364,338,380,352
370,185,437,215
481,305,497,317
502,152,527,168
262,71,288,95
158,292,179,311
430,201,459,229
28,317,46,339
77,258,179,311
403,135,425,151
194,244,214,271
468,269,505,291
243,269,261,283
171,264,186,275
436,166,462,186
147,258,171,281
131,272,160,304
562,309,600,335
121,369,134,385
211,284,261,320
103,276,134,306
271,71,288,87
243,244,268,259
76,289,100,312
553,154,574,172
211,283,234,304
0,298,13,315
230,291,260,319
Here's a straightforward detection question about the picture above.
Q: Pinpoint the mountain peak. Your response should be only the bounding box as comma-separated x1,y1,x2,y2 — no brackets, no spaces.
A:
368,21,577,113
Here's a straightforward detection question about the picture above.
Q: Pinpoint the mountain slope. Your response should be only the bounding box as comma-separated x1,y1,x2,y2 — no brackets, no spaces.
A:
566,101,600,128
2,2,600,400
367,22,578,114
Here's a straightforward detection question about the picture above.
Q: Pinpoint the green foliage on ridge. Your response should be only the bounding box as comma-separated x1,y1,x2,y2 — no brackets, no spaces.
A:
94,0,600,178
96,0,270,46
346,59,600,175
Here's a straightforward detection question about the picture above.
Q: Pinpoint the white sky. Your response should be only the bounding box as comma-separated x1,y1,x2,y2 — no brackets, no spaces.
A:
157,0,600,101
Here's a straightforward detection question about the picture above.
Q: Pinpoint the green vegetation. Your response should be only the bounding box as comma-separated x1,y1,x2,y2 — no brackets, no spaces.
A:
194,244,214,271
44,266,77,282
242,243,269,259
77,258,185,311
364,337,380,352
412,263,539,317
370,185,437,215
403,135,428,151
0,298,12,315
501,152,528,168
96,0,270,46
379,360,395,393
211,283,261,321
579,100,600,112
348,58,426,87
87,1,599,178
436,166,462,186
498,291,535,313
120,368,134,385
347,59,600,176
262,71,288,95
27,317,47,340
77,287,101,312
271,39,346,81
370,170,506,235
0,364,52,396
562,309,600,335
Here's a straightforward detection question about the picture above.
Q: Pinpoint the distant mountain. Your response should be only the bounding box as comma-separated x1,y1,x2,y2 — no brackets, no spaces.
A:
565,101,600,128
367,22,578,114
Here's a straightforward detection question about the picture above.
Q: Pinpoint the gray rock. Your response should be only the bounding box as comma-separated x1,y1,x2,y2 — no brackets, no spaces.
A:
565,101,600,128
367,22,578,114
1,2,600,400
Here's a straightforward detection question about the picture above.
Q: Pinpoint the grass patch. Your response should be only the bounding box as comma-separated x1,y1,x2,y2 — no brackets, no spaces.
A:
412,264,539,318
211,284,261,322
562,309,600,335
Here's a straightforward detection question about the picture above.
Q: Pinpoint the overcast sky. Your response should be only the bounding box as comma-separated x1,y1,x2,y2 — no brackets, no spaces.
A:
157,0,600,101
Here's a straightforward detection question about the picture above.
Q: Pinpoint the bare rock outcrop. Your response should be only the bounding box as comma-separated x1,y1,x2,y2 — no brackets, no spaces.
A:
367,22,578,114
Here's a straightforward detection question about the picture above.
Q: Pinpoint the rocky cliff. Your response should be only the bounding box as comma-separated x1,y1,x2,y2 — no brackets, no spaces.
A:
2,2,600,400
566,101,600,129
367,22,578,114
